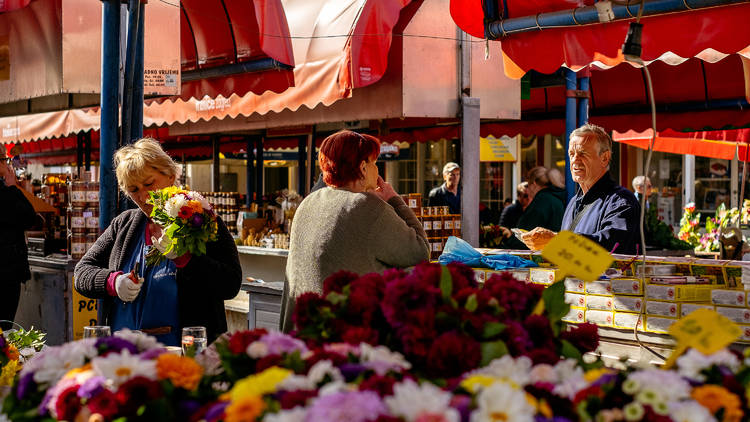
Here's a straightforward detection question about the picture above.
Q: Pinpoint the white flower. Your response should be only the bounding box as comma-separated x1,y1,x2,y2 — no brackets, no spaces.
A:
190,192,211,211
554,359,584,382
306,360,344,387
195,346,224,376
114,328,163,352
677,349,740,382
92,349,157,387
247,341,269,359
385,379,459,422
359,342,411,375
624,402,645,421
278,374,314,391
468,355,532,387
553,373,588,400
165,194,188,218
669,401,717,422
317,380,350,396
470,381,535,422
626,369,691,402
262,406,307,422
529,364,556,384
30,340,97,385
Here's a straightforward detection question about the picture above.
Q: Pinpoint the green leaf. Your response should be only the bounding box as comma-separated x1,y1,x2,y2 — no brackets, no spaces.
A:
482,321,506,339
464,293,478,312
561,339,583,361
440,265,453,301
325,291,347,306
542,280,569,322
480,340,508,366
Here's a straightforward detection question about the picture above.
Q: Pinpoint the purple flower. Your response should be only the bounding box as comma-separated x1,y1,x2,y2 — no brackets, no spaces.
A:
305,391,386,422
204,401,229,421
95,337,138,355
39,390,53,416
178,399,202,420
259,332,309,356
450,395,472,422
16,372,36,400
190,213,205,228
0,334,6,349
338,363,367,381
77,376,106,399
140,348,168,360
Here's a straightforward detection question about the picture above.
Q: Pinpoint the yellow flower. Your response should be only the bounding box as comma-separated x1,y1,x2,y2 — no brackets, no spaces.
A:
162,186,186,197
526,394,553,418
692,385,744,422
230,367,292,401
156,354,204,391
63,363,92,379
225,395,265,422
584,368,614,383
0,359,19,386
461,375,502,394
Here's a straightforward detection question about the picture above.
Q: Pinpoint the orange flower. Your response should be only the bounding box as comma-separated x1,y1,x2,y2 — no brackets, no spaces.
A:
188,200,203,214
5,344,19,361
692,385,744,422
224,396,265,422
156,354,203,391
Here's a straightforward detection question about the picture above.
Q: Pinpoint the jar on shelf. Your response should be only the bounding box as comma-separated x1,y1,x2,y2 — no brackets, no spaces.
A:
86,181,99,206
70,207,86,233
85,207,99,230
71,232,86,259
71,181,87,207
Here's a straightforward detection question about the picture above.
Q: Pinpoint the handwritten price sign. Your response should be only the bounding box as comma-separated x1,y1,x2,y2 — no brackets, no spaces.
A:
541,231,613,282
663,308,741,368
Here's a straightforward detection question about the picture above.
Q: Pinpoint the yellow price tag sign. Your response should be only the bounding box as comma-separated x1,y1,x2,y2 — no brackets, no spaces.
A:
541,231,613,282
663,308,742,368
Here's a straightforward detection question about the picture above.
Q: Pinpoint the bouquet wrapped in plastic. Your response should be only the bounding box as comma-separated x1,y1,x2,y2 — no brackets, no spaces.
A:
146,187,218,266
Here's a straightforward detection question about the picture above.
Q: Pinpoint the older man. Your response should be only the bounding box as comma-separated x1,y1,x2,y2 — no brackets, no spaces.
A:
561,124,641,254
428,162,461,214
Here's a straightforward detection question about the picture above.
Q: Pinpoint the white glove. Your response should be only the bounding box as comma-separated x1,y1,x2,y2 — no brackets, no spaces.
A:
115,272,143,302
151,234,178,259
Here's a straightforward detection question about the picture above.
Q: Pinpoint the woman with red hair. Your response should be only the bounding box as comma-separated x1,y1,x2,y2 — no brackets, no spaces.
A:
283,130,429,331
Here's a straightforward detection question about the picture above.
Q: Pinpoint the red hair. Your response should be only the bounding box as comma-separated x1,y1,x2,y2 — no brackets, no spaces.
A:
318,130,381,187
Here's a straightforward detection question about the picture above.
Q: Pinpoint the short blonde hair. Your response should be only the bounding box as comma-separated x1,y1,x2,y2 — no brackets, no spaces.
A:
114,138,179,192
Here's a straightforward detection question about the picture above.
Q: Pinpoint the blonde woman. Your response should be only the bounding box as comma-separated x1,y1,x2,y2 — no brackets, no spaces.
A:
74,138,241,344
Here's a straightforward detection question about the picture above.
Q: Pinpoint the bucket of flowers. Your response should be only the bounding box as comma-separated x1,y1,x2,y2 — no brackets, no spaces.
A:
145,187,219,266
0,323,45,400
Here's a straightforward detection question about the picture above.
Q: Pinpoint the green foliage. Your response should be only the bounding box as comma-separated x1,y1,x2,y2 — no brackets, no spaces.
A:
645,205,692,250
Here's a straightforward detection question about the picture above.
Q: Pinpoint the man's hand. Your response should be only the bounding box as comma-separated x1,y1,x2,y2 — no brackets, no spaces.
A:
520,227,557,251
373,176,398,202
500,226,512,239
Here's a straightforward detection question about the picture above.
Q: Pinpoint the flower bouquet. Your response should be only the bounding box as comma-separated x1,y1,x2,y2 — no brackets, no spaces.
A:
480,224,505,248
145,187,219,266
0,326,45,389
0,330,214,422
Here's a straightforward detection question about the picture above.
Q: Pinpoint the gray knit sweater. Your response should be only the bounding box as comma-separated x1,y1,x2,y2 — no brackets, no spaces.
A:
283,187,429,331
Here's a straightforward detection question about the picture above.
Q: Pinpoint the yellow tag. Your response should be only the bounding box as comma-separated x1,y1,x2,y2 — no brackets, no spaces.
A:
531,298,545,316
665,308,741,368
541,231,613,282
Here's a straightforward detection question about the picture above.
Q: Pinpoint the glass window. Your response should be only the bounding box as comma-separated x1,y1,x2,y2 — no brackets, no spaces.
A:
694,156,731,216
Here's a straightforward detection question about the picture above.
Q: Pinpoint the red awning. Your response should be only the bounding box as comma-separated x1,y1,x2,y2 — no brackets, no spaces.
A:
450,1,750,79
0,0,31,13
613,128,750,161
178,0,295,100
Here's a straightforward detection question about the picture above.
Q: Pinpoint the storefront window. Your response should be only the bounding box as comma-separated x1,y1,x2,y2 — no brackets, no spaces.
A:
520,135,538,178
694,156,731,217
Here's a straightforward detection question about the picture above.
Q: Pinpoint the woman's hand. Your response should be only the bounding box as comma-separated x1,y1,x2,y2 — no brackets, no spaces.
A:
373,176,398,202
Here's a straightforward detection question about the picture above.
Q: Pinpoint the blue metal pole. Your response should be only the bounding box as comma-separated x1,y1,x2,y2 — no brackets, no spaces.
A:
577,76,590,127
487,0,746,39
564,68,577,202
121,0,141,146
130,1,145,142
246,136,255,208
100,0,120,231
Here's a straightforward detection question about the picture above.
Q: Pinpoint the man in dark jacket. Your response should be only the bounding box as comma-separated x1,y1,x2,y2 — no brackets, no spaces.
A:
0,153,36,325
561,124,640,255
428,162,461,214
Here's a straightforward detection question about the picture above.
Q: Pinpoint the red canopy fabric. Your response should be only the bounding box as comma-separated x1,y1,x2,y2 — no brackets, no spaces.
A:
450,1,750,79
0,0,31,13
614,128,750,161
178,0,295,100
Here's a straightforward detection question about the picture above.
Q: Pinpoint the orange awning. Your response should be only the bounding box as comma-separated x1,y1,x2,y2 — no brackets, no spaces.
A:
613,128,750,161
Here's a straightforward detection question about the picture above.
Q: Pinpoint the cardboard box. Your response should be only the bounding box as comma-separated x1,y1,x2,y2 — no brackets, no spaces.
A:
711,289,746,307
645,284,712,302
645,316,677,334
585,280,613,296
611,278,643,296
564,293,586,308
586,295,613,311
680,303,714,318
529,267,561,285
474,269,486,284
562,307,586,324
723,263,744,288
645,300,679,318
690,259,727,285
614,311,644,330
586,310,614,327
714,306,750,324
613,296,643,312
564,277,585,293
737,324,750,343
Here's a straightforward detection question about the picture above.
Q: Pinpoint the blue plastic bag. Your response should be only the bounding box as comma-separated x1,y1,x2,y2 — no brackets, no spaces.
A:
438,236,537,270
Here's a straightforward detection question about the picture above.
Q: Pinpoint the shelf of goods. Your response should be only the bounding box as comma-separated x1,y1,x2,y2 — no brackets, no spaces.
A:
401,193,462,260
200,191,241,233
472,249,750,362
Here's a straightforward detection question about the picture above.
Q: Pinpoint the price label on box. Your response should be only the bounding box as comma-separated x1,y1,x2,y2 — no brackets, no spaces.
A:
542,231,613,282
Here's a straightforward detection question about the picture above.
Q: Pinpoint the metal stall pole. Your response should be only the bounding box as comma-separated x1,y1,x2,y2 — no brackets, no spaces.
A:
246,136,256,207
297,136,306,196
256,135,264,206
76,133,84,177
120,0,142,146
84,131,92,172
564,69,578,202
306,128,314,194
212,135,220,192
461,97,480,247
130,1,145,142
99,0,120,231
